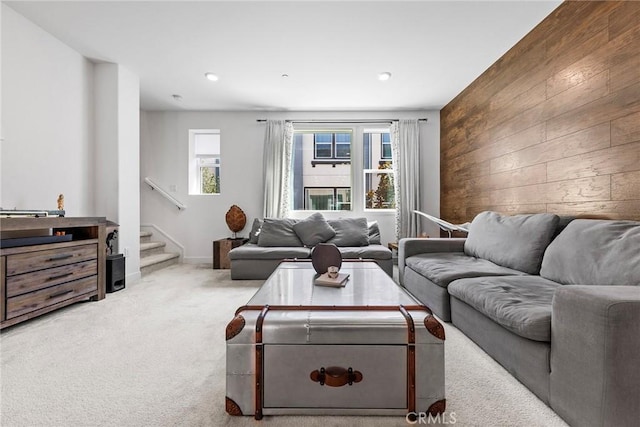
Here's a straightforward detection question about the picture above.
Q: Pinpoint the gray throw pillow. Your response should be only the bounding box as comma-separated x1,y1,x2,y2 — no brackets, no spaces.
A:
327,218,369,247
368,221,381,245
292,213,336,247
540,219,640,286
257,218,303,247
464,211,560,274
248,218,263,244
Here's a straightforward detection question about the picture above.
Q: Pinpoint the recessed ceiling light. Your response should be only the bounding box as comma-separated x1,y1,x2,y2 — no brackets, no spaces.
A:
205,72,219,81
378,72,392,81
281,73,289,78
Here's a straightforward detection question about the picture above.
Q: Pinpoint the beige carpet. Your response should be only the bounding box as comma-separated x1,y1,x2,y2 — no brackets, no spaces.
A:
0,264,567,427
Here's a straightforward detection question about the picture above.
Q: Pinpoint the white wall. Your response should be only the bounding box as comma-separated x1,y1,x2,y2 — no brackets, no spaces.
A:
1,4,94,214
141,110,440,263
116,66,141,279
94,63,141,280
3,5,141,279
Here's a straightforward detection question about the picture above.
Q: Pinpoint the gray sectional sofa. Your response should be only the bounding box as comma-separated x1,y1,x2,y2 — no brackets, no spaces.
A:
398,211,640,427
229,214,392,280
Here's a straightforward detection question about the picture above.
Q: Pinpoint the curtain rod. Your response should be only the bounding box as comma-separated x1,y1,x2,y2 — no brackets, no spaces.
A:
256,118,428,124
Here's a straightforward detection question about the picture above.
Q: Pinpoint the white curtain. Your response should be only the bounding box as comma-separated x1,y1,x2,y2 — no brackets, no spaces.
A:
262,120,294,218
391,119,421,239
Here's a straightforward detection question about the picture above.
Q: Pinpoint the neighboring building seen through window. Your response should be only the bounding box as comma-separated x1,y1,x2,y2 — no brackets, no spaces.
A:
364,131,395,210
292,130,352,210
291,127,396,211
189,129,221,195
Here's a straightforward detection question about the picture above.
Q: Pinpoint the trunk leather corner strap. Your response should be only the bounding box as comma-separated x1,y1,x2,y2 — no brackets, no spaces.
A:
310,366,363,387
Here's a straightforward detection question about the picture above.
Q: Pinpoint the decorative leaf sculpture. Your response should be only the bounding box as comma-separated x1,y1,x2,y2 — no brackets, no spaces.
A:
225,205,247,233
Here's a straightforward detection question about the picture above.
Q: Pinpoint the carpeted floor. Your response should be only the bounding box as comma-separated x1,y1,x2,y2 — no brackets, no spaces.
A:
0,264,567,427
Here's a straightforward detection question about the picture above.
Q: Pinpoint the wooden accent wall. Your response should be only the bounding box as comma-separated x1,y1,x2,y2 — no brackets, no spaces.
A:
440,1,640,224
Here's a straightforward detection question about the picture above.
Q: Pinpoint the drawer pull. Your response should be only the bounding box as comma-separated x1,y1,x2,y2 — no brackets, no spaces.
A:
47,254,74,262
310,366,363,387
48,273,73,281
47,289,74,299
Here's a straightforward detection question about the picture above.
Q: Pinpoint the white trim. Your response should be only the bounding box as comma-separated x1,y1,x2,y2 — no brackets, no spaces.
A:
182,256,213,265
126,271,142,284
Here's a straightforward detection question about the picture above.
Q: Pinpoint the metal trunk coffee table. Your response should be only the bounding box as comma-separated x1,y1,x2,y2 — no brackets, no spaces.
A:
225,261,445,419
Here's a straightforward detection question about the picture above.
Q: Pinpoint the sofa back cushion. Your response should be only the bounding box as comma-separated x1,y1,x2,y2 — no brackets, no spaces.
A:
368,221,381,245
464,211,560,274
257,218,303,247
248,218,263,244
540,219,640,286
327,218,369,247
292,213,336,247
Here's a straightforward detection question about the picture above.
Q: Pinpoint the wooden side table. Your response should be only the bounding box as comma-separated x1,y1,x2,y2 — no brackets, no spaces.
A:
213,238,247,269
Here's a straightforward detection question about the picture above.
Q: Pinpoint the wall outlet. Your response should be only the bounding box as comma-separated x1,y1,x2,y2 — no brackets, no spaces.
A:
123,247,129,257
169,184,177,192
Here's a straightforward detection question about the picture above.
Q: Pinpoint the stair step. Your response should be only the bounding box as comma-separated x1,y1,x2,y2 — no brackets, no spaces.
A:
140,252,180,275
140,231,152,244
140,241,166,256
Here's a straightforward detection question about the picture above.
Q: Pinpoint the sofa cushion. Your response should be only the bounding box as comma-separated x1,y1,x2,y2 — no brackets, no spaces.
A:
257,218,303,247
229,243,311,260
292,213,336,247
368,221,381,245
405,252,527,288
449,276,561,342
338,244,392,261
464,211,560,274
248,218,263,244
327,218,369,247
540,219,640,286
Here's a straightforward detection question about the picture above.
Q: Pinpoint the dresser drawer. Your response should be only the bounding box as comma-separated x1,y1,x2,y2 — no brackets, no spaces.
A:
6,260,97,297
6,243,97,276
6,276,97,320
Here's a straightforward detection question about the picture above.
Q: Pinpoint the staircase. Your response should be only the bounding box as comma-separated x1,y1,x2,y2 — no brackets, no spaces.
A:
139,230,180,275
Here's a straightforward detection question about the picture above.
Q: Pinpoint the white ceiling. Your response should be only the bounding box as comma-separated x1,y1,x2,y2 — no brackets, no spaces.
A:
5,1,562,112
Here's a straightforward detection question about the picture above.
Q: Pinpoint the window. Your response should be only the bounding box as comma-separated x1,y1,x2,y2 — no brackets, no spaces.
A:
290,126,396,212
291,130,352,211
381,132,392,159
364,130,395,210
189,129,220,195
313,132,351,159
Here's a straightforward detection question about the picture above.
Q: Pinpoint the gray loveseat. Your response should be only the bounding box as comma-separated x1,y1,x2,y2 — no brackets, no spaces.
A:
230,214,392,280
398,211,640,427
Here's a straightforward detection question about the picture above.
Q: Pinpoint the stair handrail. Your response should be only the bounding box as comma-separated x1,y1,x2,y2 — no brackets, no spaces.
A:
144,177,186,210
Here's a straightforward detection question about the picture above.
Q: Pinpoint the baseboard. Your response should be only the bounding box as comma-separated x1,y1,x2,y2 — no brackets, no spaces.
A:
182,257,211,265
126,271,142,283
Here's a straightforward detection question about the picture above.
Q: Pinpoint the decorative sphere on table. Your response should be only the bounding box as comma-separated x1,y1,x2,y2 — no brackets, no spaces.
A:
225,205,247,235
311,243,342,274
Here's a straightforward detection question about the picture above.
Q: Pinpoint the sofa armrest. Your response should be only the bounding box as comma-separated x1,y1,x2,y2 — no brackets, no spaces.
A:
550,285,640,427
398,238,466,284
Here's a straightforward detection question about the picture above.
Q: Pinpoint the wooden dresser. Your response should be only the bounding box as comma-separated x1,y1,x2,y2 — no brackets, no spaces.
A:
0,217,106,329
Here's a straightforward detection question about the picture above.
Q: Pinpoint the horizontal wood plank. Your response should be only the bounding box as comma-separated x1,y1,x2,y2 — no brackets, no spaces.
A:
611,171,640,201
547,141,640,181
611,111,640,147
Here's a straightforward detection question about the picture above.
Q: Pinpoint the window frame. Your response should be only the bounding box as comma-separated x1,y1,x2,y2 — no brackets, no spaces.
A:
188,129,221,195
290,125,397,215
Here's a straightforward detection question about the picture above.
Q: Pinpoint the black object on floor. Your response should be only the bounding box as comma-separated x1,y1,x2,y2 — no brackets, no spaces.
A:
106,254,126,293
